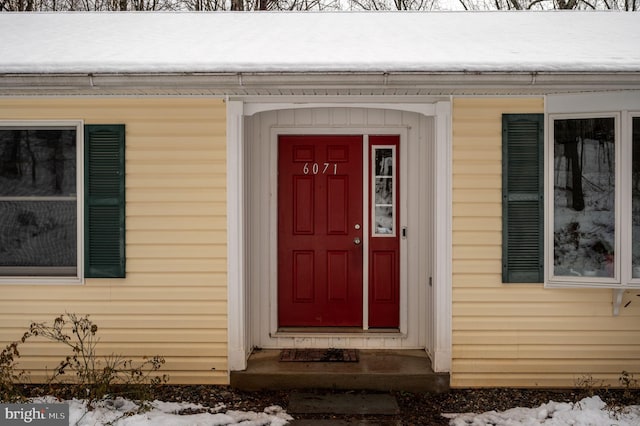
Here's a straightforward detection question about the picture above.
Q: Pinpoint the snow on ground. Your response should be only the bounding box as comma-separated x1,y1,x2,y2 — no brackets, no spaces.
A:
444,395,640,426
34,396,292,426
32,394,640,425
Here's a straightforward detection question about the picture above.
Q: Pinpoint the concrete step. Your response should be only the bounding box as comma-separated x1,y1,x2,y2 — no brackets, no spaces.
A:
230,349,449,393
288,392,399,415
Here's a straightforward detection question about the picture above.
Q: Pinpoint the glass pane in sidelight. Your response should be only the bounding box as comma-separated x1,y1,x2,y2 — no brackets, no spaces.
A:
373,147,395,236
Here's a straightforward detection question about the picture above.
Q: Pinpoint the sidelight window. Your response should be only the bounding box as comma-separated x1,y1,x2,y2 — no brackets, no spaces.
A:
372,145,396,237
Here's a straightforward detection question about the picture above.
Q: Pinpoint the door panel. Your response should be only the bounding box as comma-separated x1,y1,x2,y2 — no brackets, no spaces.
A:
327,175,348,234
293,176,314,234
327,250,349,301
278,135,363,327
371,251,396,301
293,251,314,301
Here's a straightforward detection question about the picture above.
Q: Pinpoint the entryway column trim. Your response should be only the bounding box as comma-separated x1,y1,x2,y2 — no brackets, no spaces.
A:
227,99,248,371
433,100,452,373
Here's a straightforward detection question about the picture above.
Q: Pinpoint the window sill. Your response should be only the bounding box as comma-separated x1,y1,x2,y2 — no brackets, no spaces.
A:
0,277,84,285
545,281,639,316
545,280,640,290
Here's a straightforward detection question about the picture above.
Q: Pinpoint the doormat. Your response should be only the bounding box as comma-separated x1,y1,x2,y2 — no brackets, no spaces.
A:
279,348,359,362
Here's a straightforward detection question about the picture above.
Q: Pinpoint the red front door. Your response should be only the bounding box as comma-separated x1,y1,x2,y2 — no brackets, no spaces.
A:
278,135,363,326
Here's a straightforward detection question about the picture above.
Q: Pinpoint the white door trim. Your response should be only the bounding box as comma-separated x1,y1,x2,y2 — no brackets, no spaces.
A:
227,100,452,374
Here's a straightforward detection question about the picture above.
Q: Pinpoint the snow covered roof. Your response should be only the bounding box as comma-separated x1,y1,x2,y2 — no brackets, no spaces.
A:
1,11,639,75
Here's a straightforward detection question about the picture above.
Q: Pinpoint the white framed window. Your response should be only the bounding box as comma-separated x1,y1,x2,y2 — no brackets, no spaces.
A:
0,122,83,282
546,111,640,289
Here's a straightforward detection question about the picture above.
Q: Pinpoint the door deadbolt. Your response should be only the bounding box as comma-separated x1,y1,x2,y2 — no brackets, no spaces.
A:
354,224,361,230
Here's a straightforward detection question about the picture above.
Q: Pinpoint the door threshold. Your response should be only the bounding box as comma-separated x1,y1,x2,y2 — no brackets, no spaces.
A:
274,327,403,336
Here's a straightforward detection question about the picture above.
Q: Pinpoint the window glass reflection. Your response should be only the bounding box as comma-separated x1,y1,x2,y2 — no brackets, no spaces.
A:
373,147,395,236
0,129,76,197
553,117,615,278
0,128,77,276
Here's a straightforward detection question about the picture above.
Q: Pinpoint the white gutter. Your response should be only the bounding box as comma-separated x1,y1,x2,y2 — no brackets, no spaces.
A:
1,71,639,96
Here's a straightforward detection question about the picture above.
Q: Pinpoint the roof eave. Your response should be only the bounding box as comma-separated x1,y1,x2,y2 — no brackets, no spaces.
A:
1,71,639,97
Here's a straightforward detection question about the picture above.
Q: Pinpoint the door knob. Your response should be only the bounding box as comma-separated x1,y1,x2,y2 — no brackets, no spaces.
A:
353,237,361,245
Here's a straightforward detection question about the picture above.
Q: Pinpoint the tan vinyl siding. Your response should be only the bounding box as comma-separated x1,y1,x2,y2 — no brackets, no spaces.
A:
0,98,227,384
451,97,640,388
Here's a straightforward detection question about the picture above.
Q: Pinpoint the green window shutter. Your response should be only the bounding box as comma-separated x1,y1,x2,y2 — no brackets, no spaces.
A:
84,125,126,278
502,114,544,283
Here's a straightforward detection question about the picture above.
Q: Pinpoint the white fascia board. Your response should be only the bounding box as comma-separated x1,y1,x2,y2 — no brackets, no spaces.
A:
1,72,639,96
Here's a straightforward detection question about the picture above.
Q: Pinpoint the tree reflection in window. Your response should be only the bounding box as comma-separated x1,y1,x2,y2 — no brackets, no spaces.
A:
373,147,394,236
553,117,615,278
0,128,77,275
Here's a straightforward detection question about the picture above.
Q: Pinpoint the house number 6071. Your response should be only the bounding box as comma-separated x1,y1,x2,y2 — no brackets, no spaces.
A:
303,162,338,175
